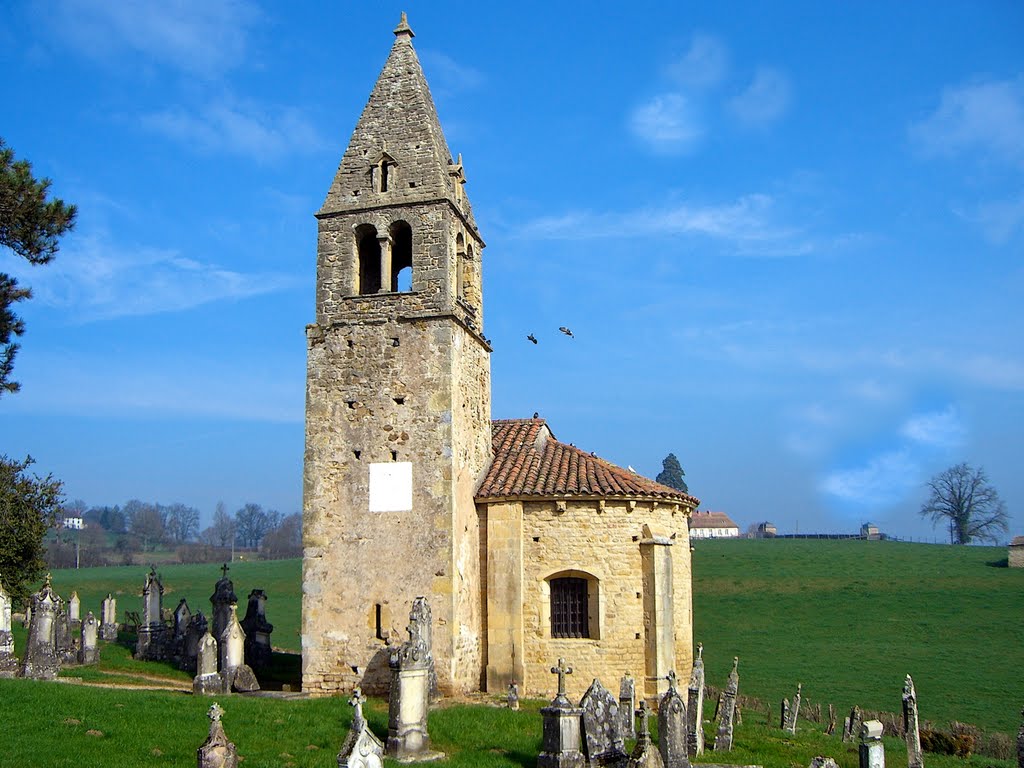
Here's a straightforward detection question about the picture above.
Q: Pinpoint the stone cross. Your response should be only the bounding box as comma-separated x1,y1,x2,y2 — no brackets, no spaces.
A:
537,661,585,768
339,686,385,768
221,563,230,579
349,687,366,729
658,668,688,768
552,657,573,700
902,675,923,768
619,674,636,740
636,701,652,746
197,702,238,768
209,702,224,722
665,669,678,693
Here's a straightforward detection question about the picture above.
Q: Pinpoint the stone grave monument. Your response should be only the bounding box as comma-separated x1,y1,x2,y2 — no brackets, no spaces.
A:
100,593,118,641
78,611,100,664
508,681,520,710
0,575,18,675
713,657,739,752
170,598,191,664
785,684,802,734
55,601,77,663
337,688,385,768
68,591,81,625
780,699,790,730
658,671,688,768
182,611,209,674
197,702,239,768
626,701,665,768
136,567,168,661
538,658,585,768
687,644,705,756
219,604,259,693
386,598,441,762
902,675,923,768
210,564,237,645
620,674,636,740
860,720,885,768
579,677,626,767
843,706,863,743
240,589,274,671
193,629,221,696
21,575,62,680
1016,708,1023,768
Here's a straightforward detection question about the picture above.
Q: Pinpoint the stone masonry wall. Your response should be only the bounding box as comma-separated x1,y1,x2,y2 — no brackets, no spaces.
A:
1009,544,1024,568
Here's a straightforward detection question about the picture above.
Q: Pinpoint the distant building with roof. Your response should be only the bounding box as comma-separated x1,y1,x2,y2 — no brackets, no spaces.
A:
860,522,880,540
756,521,777,538
1010,536,1024,568
689,511,740,539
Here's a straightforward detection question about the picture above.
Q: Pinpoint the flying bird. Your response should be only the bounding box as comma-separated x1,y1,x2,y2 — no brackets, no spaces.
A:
559,326,574,338
527,334,538,344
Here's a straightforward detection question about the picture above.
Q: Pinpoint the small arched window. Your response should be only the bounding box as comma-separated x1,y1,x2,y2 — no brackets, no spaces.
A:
390,221,412,292
550,576,589,638
462,243,476,307
355,224,381,295
374,154,397,193
455,233,466,299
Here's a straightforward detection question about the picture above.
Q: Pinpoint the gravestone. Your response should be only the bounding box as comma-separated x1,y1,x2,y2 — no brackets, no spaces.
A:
860,720,885,768
193,629,221,696
240,589,274,671
68,591,81,624
21,575,62,680
901,675,923,768
626,701,665,768
136,567,168,661
0,575,18,675
810,757,841,768
386,597,442,762
580,677,626,767
197,702,239,768
780,699,790,730
658,670,688,768
713,657,739,752
219,604,259,693
687,643,706,756
210,564,237,646
100,593,118,641
55,601,78,664
538,658,585,768
23,605,31,628
826,705,837,736
78,611,100,664
844,706,863,744
508,681,520,711
182,611,209,674
337,688,385,768
785,684,802,734
1016,708,1024,768
620,674,636,740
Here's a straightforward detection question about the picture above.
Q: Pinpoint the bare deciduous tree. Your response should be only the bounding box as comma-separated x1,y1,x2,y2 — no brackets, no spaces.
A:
920,463,1009,545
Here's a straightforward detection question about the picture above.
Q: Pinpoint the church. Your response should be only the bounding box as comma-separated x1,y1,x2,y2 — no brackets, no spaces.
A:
301,14,698,703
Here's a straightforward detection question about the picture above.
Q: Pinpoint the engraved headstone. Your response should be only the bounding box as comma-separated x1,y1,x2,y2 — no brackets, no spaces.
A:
240,589,274,671
713,657,739,752
338,688,385,768
20,575,61,680
197,702,239,768
508,681,520,711
210,563,237,646
0,575,18,675
538,658,585,768
386,597,442,762
580,677,626,767
193,629,221,696
626,701,665,768
658,671,689,768
68,591,81,623
182,611,209,674
810,757,841,768
219,604,259,693
844,706,863,744
786,684,802,734
780,699,790,730
902,676,923,768
55,602,77,663
100,593,117,641
78,611,99,664
860,720,885,768
687,643,706,756
136,567,168,660
620,674,636,740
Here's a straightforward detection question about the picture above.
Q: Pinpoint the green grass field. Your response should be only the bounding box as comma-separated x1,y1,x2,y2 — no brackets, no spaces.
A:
6,538,1017,766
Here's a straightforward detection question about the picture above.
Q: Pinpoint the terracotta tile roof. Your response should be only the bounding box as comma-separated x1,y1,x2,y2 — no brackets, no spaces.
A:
688,511,739,529
1011,536,1024,547
476,418,698,504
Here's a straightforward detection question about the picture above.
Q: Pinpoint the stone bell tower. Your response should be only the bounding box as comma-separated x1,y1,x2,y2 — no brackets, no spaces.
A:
302,14,492,696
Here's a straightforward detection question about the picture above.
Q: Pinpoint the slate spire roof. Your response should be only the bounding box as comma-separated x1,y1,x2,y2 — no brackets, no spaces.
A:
477,418,699,504
319,13,476,227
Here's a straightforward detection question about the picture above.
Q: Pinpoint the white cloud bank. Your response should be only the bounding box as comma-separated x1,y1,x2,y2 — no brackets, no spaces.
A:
629,93,704,154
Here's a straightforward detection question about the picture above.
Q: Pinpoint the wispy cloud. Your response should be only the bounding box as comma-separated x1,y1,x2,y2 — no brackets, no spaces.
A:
910,75,1024,168
629,93,703,154
957,194,1024,245
140,102,327,161
1,232,297,321
899,405,965,449
419,50,485,96
522,193,813,256
820,448,918,506
42,0,261,77
667,33,729,89
730,67,792,125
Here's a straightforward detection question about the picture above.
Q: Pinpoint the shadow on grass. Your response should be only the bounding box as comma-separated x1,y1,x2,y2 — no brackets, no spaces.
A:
985,558,1008,568
257,650,302,690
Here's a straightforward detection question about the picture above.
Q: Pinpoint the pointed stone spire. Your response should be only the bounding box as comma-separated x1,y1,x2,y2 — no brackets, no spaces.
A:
394,11,414,38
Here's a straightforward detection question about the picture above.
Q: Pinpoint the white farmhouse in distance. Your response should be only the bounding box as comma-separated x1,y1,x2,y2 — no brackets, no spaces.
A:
688,511,740,539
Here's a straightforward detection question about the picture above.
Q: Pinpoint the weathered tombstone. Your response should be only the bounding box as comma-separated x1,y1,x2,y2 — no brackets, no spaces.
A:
826,705,837,736
626,701,665,768
786,684,802,734
100,593,118,641
240,589,274,671
78,611,100,664
210,563,237,646
844,706,863,744
686,643,706,756
136,566,168,660
902,675,923,768
0,575,18,675
55,600,78,664
658,670,688,768
810,757,841,768
20,575,62,680
182,611,209,674
386,597,441,762
538,658,585,768
68,591,81,624
219,604,259,693
508,681,520,711
713,657,739,752
860,720,885,768
780,699,790,730
197,702,239,768
169,598,192,665
338,688,385,768
1016,707,1024,768
620,674,636,740
193,630,221,696
23,604,31,628
580,677,626,767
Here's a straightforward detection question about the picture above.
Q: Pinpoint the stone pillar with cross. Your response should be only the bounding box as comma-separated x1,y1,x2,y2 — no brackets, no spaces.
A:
538,659,585,768
338,687,385,768
197,703,239,768
386,599,443,763
658,670,688,768
210,563,237,648
626,701,665,768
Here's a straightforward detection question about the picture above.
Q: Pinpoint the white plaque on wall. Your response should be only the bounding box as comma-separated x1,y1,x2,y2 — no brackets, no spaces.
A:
369,462,413,512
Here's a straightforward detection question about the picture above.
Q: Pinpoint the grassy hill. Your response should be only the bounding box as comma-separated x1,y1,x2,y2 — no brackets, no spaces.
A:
40,538,1023,734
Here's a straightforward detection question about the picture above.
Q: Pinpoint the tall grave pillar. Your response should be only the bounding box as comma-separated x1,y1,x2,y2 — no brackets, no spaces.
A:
21,575,61,679
538,659,585,768
658,671,688,768
136,567,168,660
0,574,19,675
100,593,118,641
386,598,442,762
240,589,274,671
210,564,237,644
860,720,886,768
902,675,924,768
78,612,99,664
686,643,705,756
712,657,739,752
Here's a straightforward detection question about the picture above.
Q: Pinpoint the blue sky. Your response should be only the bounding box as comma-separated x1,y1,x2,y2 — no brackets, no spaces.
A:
2,2,1022,541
